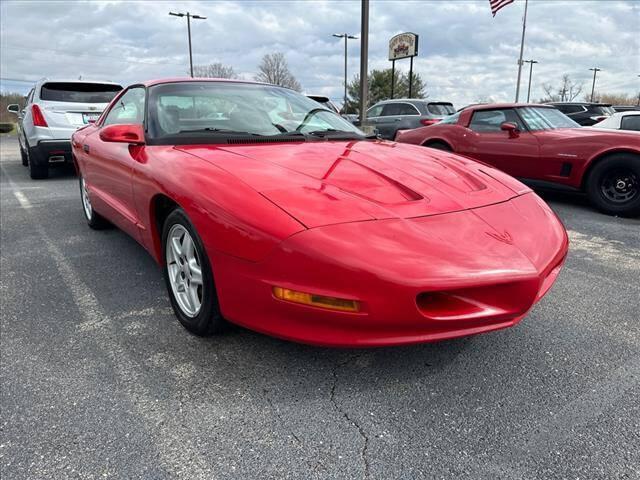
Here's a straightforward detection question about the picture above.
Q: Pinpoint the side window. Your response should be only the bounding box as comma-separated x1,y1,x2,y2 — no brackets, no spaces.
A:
102,88,145,126
469,109,524,133
367,105,383,117
396,103,420,115
26,89,34,105
620,115,640,131
381,103,402,116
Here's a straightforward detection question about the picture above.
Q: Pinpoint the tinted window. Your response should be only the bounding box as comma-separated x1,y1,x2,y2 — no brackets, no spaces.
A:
40,82,123,103
367,105,383,117
102,88,145,126
593,105,614,115
620,115,640,131
555,105,584,114
518,107,580,130
427,103,455,116
469,109,524,132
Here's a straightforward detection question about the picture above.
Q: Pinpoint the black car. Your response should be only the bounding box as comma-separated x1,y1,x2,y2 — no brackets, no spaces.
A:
612,105,640,113
547,102,616,126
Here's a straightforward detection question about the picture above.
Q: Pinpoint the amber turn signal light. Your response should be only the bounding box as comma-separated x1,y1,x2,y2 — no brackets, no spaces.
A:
272,287,360,313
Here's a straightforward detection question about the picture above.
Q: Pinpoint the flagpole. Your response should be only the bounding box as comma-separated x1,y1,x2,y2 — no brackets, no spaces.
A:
514,0,528,102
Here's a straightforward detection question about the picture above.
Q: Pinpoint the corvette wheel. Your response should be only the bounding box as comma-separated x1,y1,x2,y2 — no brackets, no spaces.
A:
586,154,640,217
79,175,109,229
162,208,224,335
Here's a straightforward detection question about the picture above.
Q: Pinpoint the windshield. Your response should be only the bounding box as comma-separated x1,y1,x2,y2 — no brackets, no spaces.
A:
427,103,455,116
40,82,122,103
518,107,580,130
147,82,364,142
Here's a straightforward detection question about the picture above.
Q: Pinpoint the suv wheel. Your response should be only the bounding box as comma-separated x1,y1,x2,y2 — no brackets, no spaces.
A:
19,142,28,166
586,153,640,217
29,157,48,179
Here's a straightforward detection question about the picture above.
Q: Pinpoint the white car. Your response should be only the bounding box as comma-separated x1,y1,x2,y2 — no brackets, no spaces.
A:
7,79,122,179
592,111,640,132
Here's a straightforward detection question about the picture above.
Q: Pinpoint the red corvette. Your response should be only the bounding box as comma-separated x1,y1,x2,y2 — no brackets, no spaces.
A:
71,79,568,347
395,104,640,217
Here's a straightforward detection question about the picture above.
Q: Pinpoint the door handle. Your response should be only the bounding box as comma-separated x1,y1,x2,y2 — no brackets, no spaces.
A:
83,144,90,153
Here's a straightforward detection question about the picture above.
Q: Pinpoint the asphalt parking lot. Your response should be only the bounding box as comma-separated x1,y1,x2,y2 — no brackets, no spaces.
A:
1,135,639,480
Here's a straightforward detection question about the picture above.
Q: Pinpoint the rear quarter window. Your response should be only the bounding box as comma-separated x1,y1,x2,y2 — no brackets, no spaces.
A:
40,83,123,103
620,115,640,131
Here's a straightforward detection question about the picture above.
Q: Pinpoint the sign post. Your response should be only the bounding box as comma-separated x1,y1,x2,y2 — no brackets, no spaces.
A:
388,32,419,99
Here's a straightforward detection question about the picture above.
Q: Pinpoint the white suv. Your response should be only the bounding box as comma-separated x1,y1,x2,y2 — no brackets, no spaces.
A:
7,79,122,179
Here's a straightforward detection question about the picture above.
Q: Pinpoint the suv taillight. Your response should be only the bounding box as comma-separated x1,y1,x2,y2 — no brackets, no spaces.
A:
32,104,48,127
420,118,440,126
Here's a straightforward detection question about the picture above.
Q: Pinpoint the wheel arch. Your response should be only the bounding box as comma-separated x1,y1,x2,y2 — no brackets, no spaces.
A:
581,148,640,190
149,193,182,264
421,138,454,151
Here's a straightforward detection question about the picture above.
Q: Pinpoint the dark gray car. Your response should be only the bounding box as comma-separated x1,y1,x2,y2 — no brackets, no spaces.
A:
365,99,455,139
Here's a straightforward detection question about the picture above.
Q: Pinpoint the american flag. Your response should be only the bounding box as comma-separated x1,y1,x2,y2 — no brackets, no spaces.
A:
489,0,515,16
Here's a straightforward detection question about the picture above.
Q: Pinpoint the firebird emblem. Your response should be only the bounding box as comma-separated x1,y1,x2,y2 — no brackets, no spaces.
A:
486,230,513,245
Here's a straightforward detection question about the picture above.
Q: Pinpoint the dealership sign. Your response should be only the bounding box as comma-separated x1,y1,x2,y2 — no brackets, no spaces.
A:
388,32,419,61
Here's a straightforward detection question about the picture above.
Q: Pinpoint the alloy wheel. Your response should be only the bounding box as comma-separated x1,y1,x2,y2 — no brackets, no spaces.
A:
600,168,639,204
165,224,203,317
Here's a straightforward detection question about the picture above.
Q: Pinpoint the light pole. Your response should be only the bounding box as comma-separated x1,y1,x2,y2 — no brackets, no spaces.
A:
169,11,207,77
333,33,358,112
589,67,601,102
523,60,538,103
359,0,369,126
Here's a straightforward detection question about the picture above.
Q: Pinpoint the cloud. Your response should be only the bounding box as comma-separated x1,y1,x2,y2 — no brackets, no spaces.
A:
1,0,638,107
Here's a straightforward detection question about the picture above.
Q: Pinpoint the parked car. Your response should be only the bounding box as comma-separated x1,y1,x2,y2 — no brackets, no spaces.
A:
395,103,640,217
6,78,122,179
364,99,455,139
612,105,640,113
592,111,640,132
72,79,567,346
547,102,615,126
306,94,340,113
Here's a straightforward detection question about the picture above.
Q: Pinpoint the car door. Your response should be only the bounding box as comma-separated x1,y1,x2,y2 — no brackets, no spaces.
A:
365,104,384,130
460,108,540,178
83,86,146,240
375,103,407,139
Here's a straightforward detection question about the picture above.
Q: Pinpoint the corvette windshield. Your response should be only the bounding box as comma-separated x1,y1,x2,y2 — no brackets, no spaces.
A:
147,82,363,141
518,107,580,130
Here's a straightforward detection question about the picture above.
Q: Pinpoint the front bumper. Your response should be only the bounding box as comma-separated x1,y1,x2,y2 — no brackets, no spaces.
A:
29,140,72,165
209,192,568,347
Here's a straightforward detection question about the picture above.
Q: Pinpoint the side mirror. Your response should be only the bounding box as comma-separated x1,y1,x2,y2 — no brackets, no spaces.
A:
99,124,145,144
500,121,520,138
7,104,20,115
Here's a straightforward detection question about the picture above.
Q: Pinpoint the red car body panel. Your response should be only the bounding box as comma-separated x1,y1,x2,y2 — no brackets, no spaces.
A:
395,103,640,191
72,85,568,347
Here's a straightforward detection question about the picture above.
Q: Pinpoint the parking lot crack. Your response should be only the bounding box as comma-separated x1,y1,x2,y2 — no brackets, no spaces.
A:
330,357,371,480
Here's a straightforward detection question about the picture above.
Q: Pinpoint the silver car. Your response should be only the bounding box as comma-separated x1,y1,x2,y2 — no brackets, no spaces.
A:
7,79,122,179
365,99,455,140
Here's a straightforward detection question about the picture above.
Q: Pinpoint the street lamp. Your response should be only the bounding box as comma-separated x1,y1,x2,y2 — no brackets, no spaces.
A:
523,60,538,103
333,33,358,111
589,67,601,102
169,11,207,77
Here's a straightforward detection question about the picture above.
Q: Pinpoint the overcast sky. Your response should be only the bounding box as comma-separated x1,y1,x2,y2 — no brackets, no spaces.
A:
1,0,638,107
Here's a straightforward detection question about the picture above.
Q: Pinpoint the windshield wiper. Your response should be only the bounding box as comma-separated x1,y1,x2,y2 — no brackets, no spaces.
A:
178,128,264,136
306,129,376,139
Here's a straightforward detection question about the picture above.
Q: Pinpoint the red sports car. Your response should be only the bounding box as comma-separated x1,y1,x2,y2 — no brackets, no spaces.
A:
71,79,568,347
395,104,640,217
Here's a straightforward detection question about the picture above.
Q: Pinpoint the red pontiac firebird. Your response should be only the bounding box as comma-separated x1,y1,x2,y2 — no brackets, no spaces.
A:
395,104,640,217
71,79,568,347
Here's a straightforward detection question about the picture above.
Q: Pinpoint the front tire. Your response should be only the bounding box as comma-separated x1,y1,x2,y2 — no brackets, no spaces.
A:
162,208,224,336
425,142,452,152
586,154,640,217
20,142,28,166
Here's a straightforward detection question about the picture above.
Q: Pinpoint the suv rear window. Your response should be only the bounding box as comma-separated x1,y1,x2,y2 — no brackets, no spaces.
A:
593,105,615,115
40,83,123,103
427,103,455,116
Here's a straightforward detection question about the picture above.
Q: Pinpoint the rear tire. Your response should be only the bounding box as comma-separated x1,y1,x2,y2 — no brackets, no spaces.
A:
29,159,48,179
425,142,452,152
79,175,110,229
586,154,640,217
162,208,225,336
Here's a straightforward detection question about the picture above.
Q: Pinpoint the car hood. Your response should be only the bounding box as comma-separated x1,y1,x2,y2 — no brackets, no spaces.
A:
176,140,528,228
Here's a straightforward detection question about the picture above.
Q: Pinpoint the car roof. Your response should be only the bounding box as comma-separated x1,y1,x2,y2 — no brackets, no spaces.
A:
141,77,271,88
373,98,452,105
463,103,554,111
547,101,612,106
38,78,122,86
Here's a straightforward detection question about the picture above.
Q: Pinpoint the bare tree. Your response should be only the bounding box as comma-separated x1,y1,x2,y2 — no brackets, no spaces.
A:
254,52,302,91
540,75,583,102
192,63,238,79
